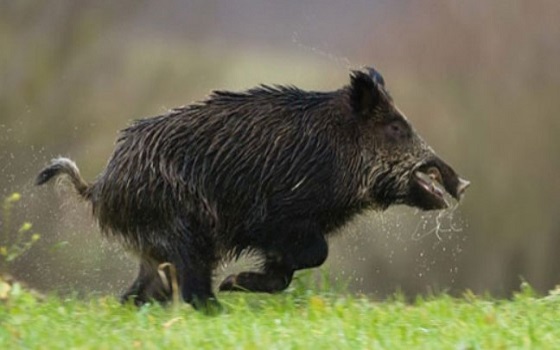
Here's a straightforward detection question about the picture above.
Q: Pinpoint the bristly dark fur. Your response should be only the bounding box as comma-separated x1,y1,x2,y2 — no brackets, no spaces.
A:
36,67,467,310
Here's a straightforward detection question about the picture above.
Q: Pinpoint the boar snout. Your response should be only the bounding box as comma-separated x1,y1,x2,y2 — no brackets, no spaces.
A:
409,156,470,210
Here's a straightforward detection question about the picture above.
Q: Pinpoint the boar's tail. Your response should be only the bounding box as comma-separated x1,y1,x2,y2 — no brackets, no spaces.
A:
36,157,91,199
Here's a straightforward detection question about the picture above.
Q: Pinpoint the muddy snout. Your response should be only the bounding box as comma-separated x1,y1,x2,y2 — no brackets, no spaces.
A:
429,157,470,201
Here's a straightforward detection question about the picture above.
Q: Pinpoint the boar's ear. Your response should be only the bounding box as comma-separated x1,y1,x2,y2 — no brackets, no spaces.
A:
364,66,385,87
349,69,382,117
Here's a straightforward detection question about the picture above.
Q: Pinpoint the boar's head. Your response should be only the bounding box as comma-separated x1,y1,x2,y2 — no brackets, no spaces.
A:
349,67,470,210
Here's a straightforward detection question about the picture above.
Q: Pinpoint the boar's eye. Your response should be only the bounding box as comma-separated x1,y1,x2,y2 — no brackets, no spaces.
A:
384,120,410,141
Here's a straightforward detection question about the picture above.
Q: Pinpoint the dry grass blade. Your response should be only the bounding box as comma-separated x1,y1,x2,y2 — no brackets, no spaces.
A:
158,262,180,307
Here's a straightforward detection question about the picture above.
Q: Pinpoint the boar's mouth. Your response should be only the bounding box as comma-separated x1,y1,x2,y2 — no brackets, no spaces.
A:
408,159,470,211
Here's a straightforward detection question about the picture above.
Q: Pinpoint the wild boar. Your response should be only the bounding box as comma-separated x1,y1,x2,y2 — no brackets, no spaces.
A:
36,67,469,310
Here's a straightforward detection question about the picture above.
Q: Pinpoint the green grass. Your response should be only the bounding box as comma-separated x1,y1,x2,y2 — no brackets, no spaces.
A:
1,279,560,350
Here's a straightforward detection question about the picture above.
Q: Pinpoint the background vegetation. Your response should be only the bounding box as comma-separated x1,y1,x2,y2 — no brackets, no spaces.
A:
0,0,559,300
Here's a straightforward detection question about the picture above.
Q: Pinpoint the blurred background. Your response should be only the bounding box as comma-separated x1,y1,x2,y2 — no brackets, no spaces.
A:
1,0,559,299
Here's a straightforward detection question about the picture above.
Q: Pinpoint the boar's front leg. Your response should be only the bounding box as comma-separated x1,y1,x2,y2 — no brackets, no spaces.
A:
219,223,328,293
218,261,294,293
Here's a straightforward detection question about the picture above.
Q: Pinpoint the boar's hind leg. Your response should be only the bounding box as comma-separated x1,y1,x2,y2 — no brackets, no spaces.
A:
219,228,328,293
120,260,170,306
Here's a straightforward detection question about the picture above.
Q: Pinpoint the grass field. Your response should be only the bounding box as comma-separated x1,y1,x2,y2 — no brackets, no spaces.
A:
1,277,560,350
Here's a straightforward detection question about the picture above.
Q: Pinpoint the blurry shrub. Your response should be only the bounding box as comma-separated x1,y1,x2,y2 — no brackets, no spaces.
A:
0,193,40,276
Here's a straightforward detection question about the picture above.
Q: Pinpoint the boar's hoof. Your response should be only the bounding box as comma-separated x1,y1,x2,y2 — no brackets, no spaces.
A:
219,274,241,292
191,297,224,315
